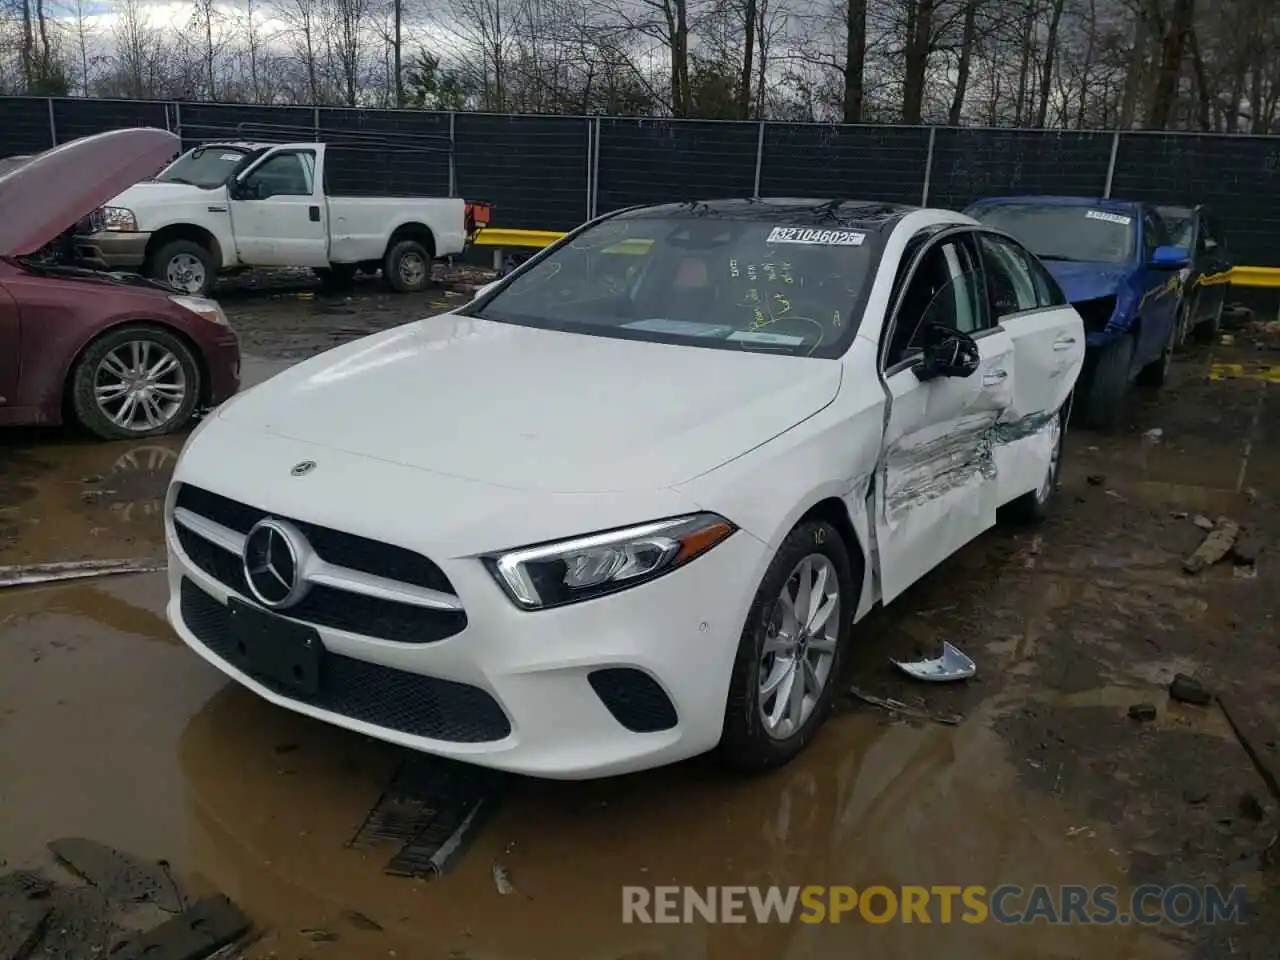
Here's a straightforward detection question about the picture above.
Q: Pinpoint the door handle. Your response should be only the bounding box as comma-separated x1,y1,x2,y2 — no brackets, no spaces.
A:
207,205,227,213
309,205,321,222
1052,336,1077,351
982,370,1008,386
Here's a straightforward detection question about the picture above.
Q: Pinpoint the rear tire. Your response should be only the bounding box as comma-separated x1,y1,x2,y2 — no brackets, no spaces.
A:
1001,404,1066,526
1080,334,1133,432
1192,297,1224,344
149,239,216,297
384,240,432,293
70,325,202,441
718,520,856,775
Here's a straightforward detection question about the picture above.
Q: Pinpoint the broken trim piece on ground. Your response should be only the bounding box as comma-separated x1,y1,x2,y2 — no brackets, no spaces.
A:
0,558,165,589
892,640,978,682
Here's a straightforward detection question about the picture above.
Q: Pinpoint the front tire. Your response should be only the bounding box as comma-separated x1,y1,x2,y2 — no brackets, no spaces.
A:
150,239,216,297
1080,334,1134,432
384,240,432,293
718,520,856,774
1135,321,1176,388
70,325,202,440
1192,297,1225,344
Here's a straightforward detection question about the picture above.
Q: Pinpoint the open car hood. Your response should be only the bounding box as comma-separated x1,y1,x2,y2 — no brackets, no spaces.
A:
0,128,179,256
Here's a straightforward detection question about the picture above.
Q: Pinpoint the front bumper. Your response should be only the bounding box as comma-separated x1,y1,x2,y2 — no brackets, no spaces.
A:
163,471,768,780
75,230,151,270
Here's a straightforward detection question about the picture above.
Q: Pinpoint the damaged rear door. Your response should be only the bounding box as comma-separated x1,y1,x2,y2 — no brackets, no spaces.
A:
873,228,1013,603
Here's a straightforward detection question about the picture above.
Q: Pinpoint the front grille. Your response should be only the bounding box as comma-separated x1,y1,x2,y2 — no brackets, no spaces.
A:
173,484,466,644
588,668,678,733
175,484,455,593
181,579,511,743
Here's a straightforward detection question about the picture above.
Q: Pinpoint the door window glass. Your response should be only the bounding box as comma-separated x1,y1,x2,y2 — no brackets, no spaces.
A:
886,237,986,367
243,152,314,198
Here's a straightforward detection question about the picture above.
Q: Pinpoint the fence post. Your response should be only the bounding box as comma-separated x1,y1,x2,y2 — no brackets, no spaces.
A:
1103,131,1120,198
448,111,457,198
921,126,937,206
584,117,594,222
591,116,602,219
752,121,765,198
46,97,57,146
174,102,182,141
313,105,320,141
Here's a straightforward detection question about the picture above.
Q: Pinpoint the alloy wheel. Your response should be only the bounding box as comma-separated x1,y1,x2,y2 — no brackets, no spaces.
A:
758,554,841,740
93,340,188,432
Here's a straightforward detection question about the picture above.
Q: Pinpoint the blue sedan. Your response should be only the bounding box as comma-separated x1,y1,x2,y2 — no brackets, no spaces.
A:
964,196,1190,431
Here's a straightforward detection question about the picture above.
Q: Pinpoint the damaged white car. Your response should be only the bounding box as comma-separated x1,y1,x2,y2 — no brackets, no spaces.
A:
164,199,1085,779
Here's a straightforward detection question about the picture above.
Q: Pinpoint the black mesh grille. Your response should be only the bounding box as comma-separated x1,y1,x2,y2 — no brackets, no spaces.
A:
180,579,511,743
174,525,466,644
588,668,678,733
174,484,455,593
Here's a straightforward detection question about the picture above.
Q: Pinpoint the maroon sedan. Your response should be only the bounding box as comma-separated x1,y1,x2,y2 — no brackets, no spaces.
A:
0,127,240,440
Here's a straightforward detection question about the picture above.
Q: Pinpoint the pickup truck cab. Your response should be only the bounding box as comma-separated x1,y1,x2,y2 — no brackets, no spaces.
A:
76,140,485,296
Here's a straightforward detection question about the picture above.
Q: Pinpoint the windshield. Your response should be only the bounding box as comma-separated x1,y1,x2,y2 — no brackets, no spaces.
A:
1156,206,1194,249
154,147,250,188
969,203,1136,265
468,216,879,358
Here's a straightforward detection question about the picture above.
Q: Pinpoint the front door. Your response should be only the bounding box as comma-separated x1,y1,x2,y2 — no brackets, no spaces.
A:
873,230,1014,602
1192,210,1231,327
0,285,20,410
229,149,329,268
1135,208,1179,369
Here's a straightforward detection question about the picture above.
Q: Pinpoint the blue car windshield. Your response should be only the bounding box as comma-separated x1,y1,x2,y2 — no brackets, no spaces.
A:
469,216,879,358
970,203,1136,265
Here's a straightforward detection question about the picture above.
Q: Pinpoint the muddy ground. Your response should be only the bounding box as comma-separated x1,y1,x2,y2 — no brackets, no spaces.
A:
1,278,1278,960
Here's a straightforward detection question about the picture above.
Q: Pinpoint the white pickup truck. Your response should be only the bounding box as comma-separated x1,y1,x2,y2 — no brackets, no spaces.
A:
75,140,490,297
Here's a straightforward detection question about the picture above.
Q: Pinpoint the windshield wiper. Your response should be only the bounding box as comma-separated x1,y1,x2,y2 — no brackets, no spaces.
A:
1038,255,1083,262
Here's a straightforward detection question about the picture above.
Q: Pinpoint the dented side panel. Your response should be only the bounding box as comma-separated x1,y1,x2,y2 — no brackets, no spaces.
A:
873,329,1014,603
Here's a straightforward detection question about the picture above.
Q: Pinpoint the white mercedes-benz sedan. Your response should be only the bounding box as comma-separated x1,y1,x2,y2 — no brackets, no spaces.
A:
165,199,1086,779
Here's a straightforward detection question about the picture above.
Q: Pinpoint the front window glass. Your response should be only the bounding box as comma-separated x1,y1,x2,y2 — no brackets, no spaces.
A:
469,217,880,358
968,203,1136,265
154,147,252,189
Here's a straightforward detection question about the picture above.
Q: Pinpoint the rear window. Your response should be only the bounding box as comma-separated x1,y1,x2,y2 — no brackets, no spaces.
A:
469,216,883,359
968,203,1136,265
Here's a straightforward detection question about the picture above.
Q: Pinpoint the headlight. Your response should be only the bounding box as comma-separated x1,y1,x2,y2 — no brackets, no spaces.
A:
100,206,138,232
170,295,228,326
485,513,736,610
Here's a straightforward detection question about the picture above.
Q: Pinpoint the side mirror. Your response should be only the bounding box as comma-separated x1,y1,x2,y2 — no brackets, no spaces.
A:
1150,244,1191,269
912,325,980,382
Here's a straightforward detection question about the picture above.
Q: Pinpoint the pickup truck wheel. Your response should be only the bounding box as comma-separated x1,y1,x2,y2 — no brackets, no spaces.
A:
70,325,201,440
151,240,216,297
1080,334,1133,432
718,521,855,774
384,240,431,293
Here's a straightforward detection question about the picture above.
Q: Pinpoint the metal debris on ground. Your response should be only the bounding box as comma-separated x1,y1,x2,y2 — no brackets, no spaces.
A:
492,863,516,895
1183,517,1240,574
847,686,962,725
349,754,508,879
111,896,250,960
1128,702,1157,722
0,558,166,589
891,641,977,682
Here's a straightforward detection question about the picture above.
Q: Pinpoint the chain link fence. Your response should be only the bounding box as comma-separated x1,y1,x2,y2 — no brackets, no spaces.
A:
3,96,1280,266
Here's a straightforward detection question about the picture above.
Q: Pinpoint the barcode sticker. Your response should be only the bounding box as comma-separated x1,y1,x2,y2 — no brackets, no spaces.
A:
766,227,866,246
1085,210,1132,226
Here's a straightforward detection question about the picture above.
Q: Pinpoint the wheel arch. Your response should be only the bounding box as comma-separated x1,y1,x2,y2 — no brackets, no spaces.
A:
791,495,873,617
384,222,437,261
60,318,211,423
145,225,224,272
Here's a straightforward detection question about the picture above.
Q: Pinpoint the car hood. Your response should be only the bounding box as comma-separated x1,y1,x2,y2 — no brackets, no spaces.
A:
1041,259,1130,302
215,314,843,494
0,127,179,256
109,180,212,208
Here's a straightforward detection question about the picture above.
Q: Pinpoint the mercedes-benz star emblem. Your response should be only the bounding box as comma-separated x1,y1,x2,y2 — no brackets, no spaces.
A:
291,460,317,477
242,518,313,609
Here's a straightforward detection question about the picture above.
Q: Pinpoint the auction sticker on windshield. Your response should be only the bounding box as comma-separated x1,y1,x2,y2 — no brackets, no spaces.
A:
1085,211,1131,226
766,227,866,246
